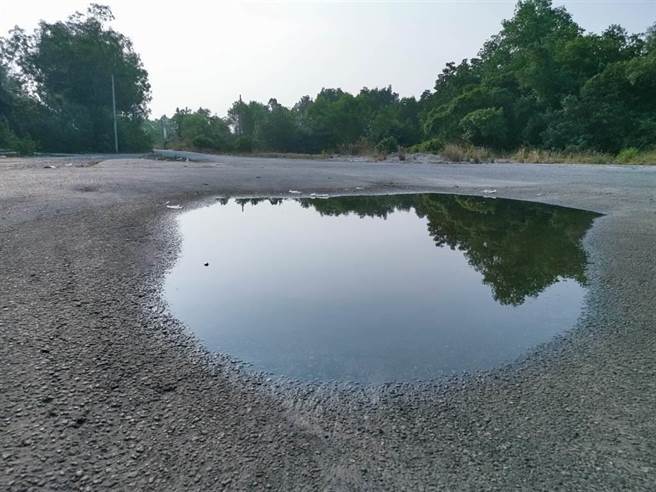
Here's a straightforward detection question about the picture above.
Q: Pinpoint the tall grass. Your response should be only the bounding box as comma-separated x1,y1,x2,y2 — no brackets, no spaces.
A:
440,144,494,163
615,147,656,164
512,147,656,165
512,148,614,164
410,143,656,165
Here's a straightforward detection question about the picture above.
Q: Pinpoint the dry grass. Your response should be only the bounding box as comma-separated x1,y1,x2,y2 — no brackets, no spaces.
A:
163,142,656,165
512,148,615,164
512,147,656,165
440,144,494,163
336,138,373,156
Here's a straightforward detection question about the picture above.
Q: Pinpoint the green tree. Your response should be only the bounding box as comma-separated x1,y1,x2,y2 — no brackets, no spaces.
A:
171,108,232,151
459,107,508,147
544,52,656,152
2,4,151,152
420,0,656,153
254,98,299,152
307,88,365,151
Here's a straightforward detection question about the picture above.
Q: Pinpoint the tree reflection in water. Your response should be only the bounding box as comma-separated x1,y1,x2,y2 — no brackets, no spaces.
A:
294,194,600,306
170,194,601,381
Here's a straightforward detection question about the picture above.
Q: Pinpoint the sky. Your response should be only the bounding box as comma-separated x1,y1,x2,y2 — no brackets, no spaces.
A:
2,1,655,117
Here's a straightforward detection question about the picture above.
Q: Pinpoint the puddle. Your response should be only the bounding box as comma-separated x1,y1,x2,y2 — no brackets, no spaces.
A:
164,194,600,384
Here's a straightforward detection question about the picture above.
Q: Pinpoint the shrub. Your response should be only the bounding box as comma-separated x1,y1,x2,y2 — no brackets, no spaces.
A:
375,136,399,154
459,107,507,148
409,138,443,154
616,147,640,163
190,134,231,152
0,120,37,155
234,136,253,153
14,137,37,155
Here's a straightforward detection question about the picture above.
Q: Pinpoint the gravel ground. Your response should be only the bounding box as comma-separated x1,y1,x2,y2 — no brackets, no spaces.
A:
1,153,655,490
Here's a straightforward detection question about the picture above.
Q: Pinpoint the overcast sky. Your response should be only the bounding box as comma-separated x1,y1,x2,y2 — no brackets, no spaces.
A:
2,1,655,117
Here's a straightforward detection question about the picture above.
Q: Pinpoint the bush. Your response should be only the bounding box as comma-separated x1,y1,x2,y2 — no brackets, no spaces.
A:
409,138,444,154
0,120,17,150
616,147,640,163
234,136,253,153
192,135,220,150
375,136,399,154
14,137,37,155
0,120,37,155
118,118,152,152
459,107,507,148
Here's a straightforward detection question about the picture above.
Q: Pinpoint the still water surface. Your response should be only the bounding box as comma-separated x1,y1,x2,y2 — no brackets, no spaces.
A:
164,194,599,383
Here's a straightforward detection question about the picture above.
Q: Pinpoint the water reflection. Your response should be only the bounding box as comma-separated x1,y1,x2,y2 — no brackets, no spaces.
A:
165,194,599,383
299,194,596,306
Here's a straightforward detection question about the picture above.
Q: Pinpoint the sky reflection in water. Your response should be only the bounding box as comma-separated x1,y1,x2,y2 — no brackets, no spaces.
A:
164,194,599,383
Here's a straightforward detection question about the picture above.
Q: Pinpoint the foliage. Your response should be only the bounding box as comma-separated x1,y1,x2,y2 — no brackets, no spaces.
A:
616,147,640,163
0,4,151,153
158,85,424,154
171,108,232,151
459,107,507,147
2,0,655,158
420,0,656,155
376,136,399,154
409,138,443,153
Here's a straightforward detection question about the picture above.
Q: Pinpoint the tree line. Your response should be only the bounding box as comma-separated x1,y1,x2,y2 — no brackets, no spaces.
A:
146,88,422,155
2,1,655,156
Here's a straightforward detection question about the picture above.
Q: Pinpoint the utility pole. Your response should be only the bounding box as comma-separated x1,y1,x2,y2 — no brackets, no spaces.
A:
238,94,243,136
111,74,119,153
162,119,168,147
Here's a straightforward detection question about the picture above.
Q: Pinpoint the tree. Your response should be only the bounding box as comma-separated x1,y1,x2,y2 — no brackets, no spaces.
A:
419,0,656,153
306,88,365,151
0,59,39,153
170,108,232,151
253,98,299,152
646,23,656,54
0,63,18,148
143,0,655,157
460,107,508,148
1,4,151,152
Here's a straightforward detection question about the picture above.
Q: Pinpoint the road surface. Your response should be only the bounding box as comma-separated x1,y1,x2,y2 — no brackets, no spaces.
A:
1,153,655,490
